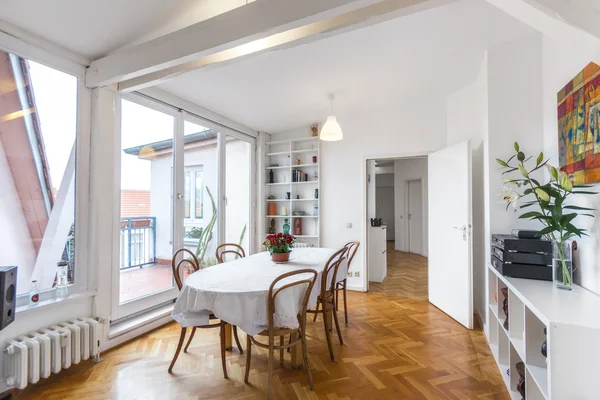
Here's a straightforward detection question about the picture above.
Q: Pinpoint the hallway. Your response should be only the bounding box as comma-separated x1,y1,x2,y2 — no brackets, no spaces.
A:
369,241,428,300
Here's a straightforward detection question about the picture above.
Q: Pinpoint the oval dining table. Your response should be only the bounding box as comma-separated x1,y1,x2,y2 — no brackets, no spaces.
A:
171,247,343,368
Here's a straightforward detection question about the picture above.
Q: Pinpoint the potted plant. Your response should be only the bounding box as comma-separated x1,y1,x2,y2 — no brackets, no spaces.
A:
264,233,295,262
497,142,596,290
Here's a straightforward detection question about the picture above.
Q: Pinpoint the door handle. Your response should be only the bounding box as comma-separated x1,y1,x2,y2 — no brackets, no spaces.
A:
453,225,467,241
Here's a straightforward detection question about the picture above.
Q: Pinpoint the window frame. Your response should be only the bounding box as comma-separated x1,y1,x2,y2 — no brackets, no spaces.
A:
1,38,92,309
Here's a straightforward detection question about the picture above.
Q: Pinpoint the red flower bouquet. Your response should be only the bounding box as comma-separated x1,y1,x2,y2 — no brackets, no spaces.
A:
264,233,295,262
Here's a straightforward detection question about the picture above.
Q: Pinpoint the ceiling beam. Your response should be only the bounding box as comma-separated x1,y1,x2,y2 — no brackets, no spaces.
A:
86,0,451,90
485,0,600,48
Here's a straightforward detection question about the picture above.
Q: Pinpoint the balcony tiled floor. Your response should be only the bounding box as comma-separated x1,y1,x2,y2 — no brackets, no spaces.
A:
120,264,173,303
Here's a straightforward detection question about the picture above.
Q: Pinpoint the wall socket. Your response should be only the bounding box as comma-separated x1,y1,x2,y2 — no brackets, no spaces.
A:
347,271,352,277
353,271,360,277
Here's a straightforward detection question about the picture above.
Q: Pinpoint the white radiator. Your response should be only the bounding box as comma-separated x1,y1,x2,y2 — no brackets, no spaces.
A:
3,317,100,390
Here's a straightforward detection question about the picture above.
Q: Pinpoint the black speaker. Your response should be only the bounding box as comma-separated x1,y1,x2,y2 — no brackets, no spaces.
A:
0,266,17,330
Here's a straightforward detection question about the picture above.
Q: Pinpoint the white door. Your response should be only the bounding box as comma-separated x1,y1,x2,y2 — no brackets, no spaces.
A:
408,180,422,254
428,141,473,329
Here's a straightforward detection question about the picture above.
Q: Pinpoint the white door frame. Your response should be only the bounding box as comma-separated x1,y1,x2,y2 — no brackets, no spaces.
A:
404,178,427,257
362,152,429,292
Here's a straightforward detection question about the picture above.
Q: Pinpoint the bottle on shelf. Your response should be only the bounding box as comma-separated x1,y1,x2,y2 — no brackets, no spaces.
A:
283,219,290,234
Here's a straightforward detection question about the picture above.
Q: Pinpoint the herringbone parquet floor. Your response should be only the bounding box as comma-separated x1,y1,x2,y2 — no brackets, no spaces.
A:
13,249,508,400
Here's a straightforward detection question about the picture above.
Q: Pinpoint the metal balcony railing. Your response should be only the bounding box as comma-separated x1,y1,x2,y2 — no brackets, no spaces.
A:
120,217,156,270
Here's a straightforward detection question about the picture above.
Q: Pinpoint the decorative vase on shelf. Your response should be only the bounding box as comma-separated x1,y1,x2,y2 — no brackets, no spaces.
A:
553,240,573,290
283,219,290,234
541,327,547,358
516,362,525,398
501,287,509,330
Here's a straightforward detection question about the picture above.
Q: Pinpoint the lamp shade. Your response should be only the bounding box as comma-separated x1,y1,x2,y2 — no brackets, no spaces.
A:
319,116,343,141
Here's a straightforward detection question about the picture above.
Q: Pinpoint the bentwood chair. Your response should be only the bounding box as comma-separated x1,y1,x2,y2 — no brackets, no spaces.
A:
214,244,246,353
244,269,318,400
216,243,246,263
335,241,360,325
307,247,347,361
168,248,242,377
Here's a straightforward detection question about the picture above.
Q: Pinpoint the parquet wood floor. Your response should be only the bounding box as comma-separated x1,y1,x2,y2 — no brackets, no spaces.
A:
12,249,508,400
369,242,428,300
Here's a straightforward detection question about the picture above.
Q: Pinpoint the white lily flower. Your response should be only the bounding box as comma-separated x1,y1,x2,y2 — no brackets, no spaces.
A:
500,186,520,209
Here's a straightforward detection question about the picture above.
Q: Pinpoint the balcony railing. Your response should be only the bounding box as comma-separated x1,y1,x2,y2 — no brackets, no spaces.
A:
120,217,156,270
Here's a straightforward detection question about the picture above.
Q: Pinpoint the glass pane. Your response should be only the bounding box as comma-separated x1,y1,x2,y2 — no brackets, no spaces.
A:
195,172,203,219
183,120,217,268
226,136,251,256
119,99,174,303
0,52,77,295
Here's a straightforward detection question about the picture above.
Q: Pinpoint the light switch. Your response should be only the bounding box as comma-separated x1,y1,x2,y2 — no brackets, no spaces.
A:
346,223,352,228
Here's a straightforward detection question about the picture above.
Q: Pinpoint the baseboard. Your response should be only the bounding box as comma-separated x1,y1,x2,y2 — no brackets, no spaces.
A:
346,283,366,292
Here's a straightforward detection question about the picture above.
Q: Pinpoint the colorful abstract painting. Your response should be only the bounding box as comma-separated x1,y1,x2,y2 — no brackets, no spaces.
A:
558,62,600,185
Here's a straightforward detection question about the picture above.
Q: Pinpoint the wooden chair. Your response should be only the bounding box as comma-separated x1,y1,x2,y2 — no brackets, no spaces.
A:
216,243,246,263
168,248,242,377
214,243,246,353
335,241,360,325
307,247,347,361
244,269,318,400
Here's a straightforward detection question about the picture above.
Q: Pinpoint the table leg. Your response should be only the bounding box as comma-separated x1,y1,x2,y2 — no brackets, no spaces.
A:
225,323,232,351
290,331,302,369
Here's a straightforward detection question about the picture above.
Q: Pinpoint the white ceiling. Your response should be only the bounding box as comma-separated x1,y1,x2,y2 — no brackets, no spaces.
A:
159,0,532,133
0,0,251,59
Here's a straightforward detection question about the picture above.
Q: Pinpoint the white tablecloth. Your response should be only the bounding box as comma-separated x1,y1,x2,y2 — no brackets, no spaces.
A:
171,248,338,335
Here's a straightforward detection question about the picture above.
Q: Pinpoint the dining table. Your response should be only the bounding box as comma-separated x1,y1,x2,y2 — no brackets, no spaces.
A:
171,247,345,368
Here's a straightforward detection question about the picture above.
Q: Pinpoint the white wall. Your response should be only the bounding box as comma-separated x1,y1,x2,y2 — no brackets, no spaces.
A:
541,36,600,295
446,54,488,326
272,99,447,290
0,142,36,292
393,158,428,256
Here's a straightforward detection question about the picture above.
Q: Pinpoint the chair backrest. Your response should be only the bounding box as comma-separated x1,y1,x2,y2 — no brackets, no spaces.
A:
215,243,246,263
343,241,360,268
172,248,199,290
267,269,318,332
321,247,347,297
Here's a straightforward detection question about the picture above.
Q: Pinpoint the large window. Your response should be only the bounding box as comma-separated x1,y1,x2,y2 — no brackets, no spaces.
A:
0,51,78,295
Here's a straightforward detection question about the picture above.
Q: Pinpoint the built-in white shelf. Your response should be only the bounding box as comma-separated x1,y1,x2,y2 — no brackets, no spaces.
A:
292,163,318,168
265,165,290,170
262,135,321,246
292,181,318,185
291,149,318,154
486,264,600,399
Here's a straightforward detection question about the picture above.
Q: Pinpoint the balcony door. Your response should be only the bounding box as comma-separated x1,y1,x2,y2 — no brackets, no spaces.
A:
112,96,255,321
113,95,179,320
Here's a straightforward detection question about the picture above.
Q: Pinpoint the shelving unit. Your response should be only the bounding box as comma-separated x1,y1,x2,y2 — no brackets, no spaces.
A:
487,264,600,399
263,136,320,247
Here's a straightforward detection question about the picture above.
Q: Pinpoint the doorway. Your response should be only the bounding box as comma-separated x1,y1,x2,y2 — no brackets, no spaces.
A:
366,157,429,300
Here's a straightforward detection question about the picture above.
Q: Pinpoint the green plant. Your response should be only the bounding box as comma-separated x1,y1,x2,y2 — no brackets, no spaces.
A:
236,224,247,259
195,186,217,266
186,227,203,239
497,142,596,287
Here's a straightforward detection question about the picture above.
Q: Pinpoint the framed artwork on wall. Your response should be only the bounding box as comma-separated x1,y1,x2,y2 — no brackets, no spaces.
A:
558,62,600,184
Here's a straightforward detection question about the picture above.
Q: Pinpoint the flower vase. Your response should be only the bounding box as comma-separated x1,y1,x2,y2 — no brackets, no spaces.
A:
553,240,573,290
271,252,290,262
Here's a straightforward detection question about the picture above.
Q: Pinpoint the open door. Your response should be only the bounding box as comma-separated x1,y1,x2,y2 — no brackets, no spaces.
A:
428,141,473,329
